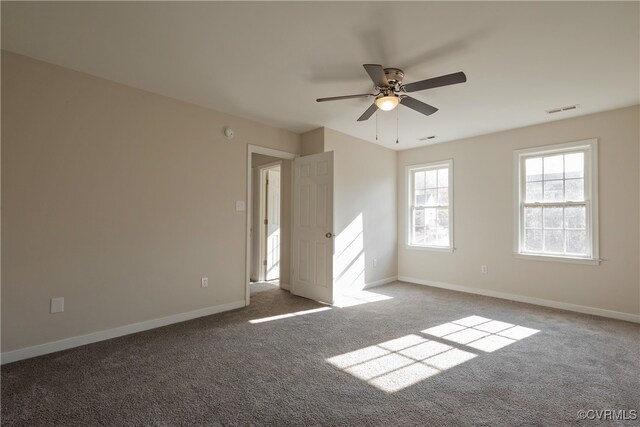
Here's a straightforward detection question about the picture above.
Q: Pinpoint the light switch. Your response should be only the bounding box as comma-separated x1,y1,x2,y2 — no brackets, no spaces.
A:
51,297,64,313
235,201,246,211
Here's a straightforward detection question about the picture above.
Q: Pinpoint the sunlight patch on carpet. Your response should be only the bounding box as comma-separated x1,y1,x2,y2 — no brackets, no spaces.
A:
249,307,331,324
333,290,393,308
327,316,539,392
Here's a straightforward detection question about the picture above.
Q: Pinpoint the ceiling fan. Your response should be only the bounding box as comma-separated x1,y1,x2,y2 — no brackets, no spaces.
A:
316,64,467,121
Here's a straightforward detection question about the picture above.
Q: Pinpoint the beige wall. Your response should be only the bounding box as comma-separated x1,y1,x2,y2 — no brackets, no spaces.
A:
398,106,640,316
1,51,301,352
250,153,292,289
301,127,324,156
322,128,398,292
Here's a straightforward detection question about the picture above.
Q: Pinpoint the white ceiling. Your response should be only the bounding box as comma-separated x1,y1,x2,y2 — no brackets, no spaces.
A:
2,2,638,150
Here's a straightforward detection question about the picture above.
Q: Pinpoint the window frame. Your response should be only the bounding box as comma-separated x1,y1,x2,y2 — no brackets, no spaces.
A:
513,139,599,265
406,159,454,252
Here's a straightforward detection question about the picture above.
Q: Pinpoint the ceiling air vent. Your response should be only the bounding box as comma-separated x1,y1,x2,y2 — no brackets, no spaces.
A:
546,104,579,114
418,135,437,141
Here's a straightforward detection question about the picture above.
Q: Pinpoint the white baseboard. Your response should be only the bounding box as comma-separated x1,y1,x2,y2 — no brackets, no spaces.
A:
364,276,398,289
1,300,246,365
398,276,640,324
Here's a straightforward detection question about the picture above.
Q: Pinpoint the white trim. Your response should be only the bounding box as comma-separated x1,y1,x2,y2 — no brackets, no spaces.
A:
405,159,454,251
1,300,246,365
405,245,455,253
362,276,398,289
248,144,297,160
398,276,639,324
513,138,599,264
514,253,600,266
246,145,297,306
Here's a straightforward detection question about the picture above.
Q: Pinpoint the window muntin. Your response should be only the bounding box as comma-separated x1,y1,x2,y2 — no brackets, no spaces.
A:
408,161,453,249
516,140,597,261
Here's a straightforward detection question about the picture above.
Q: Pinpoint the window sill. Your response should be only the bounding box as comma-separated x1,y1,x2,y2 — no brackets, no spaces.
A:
514,252,600,265
406,244,454,253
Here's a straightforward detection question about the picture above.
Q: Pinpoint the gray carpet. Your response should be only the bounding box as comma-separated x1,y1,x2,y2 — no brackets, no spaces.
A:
2,281,639,426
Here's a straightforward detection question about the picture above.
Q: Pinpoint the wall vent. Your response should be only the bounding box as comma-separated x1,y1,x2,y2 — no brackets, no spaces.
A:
546,104,579,114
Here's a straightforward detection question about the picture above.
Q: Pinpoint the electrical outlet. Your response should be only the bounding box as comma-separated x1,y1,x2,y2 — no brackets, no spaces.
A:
201,277,209,288
373,258,378,268
481,265,488,274
235,201,245,211
51,297,64,313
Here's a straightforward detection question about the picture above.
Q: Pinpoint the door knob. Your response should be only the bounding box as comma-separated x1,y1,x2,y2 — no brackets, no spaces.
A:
325,232,334,238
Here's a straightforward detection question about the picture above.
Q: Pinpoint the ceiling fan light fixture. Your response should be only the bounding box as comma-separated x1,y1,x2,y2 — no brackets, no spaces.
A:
375,95,400,111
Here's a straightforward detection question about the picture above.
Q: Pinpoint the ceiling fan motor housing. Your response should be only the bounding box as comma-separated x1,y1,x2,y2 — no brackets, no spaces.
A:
383,68,405,86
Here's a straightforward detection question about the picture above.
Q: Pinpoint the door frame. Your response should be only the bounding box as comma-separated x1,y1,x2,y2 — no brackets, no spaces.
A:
257,161,282,282
246,145,297,306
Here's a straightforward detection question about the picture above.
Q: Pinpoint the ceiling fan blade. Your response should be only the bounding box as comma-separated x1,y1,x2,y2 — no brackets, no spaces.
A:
363,64,389,87
402,71,467,93
401,96,439,116
316,93,374,102
357,103,378,121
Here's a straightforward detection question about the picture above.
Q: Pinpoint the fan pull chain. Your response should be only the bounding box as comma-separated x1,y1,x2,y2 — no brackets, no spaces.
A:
396,107,399,144
375,110,378,141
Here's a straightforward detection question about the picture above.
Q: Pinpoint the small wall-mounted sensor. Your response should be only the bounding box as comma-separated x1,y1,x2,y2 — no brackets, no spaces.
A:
223,127,235,140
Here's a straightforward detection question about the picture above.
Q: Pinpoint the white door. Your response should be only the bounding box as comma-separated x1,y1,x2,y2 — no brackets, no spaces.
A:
292,151,334,304
265,168,281,280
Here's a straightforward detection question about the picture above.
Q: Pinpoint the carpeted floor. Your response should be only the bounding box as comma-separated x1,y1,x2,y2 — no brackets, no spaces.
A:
2,281,639,426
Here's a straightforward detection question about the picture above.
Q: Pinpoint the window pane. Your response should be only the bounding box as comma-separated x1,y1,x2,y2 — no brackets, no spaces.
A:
425,170,438,188
437,188,449,205
435,229,449,246
544,155,564,180
414,171,425,190
565,178,584,201
524,207,542,229
425,189,438,206
425,229,438,245
566,230,588,255
410,163,453,249
437,168,449,187
425,208,437,229
414,209,425,227
543,230,564,253
543,207,563,229
525,229,543,252
565,206,586,229
543,180,564,202
437,208,449,228
518,147,593,259
525,182,543,202
525,157,542,182
564,152,584,179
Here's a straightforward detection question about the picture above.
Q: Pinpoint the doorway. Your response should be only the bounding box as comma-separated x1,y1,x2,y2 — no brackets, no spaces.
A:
246,146,297,305
258,163,281,282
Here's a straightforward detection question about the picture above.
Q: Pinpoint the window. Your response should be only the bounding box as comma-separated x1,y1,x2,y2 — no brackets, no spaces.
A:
514,139,599,264
407,160,453,250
